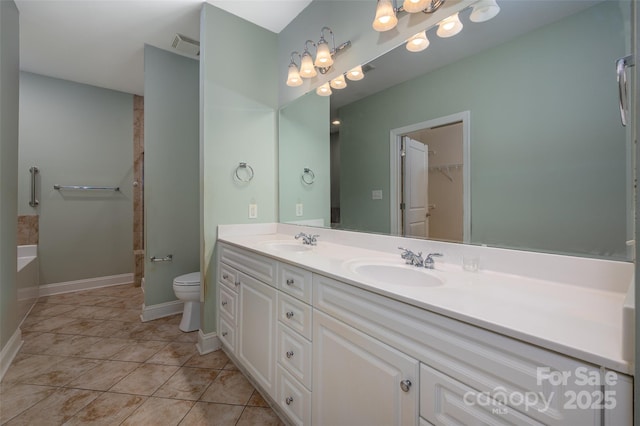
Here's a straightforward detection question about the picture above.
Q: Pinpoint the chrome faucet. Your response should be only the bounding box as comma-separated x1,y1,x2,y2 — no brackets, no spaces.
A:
399,247,443,269
295,232,319,246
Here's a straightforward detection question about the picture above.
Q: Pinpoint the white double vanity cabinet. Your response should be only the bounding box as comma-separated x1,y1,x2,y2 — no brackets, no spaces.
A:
216,225,633,426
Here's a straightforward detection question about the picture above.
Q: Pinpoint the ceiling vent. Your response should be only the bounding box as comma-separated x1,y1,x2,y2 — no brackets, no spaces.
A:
172,34,200,57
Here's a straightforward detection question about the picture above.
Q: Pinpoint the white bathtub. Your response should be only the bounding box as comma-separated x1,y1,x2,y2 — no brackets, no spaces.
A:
17,245,38,323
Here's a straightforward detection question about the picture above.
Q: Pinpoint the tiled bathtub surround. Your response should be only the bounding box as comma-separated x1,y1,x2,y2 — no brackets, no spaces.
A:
0,284,283,425
16,215,38,246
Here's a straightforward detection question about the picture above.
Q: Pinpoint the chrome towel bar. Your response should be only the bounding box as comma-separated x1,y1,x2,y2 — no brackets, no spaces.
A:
29,166,39,207
54,184,120,192
150,254,173,262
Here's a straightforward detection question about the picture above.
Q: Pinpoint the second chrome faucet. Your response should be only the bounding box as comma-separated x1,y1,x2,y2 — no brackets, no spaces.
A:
295,232,319,246
398,247,443,269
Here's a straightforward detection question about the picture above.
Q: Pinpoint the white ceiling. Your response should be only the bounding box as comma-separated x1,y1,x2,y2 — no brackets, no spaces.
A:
15,0,312,95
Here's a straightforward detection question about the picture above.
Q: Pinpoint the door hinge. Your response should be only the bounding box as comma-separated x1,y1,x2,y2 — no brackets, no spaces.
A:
400,203,406,210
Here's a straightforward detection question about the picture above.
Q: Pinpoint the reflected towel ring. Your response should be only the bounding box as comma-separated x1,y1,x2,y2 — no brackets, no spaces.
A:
235,162,254,182
301,168,315,185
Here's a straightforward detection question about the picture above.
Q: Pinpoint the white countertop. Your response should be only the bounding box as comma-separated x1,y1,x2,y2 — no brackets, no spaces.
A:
218,224,634,375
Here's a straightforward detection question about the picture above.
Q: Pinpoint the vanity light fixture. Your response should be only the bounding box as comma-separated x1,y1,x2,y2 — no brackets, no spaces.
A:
436,12,463,37
286,52,303,87
406,31,430,52
315,27,335,68
330,74,347,90
346,65,365,81
469,0,500,22
316,82,332,96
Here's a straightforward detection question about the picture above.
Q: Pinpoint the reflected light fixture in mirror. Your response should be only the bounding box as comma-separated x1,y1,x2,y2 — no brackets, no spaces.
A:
437,12,463,37
406,31,430,52
300,41,317,79
330,74,347,90
346,65,365,81
403,0,431,13
470,0,500,22
286,51,303,87
373,0,398,31
316,82,332,96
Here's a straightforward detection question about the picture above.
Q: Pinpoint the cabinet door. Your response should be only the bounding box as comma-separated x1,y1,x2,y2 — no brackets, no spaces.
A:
238,272,277,399
313,310,419,426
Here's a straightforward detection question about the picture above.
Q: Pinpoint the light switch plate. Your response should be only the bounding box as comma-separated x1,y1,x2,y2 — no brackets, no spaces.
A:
249,204,257,219
296,203,303,216
372,190,383,200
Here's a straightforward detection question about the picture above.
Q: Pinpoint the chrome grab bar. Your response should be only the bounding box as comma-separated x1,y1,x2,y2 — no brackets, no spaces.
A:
54,184,120,191
616,55,634,127
150,254,173,262
29,166,39,207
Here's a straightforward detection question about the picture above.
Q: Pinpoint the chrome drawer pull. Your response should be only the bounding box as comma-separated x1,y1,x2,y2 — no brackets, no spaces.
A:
222,273,229,280
235,281,240,287
286,311,294,319
286,396,294,405
221,301,228,306
222,331,228,337
286,278,294,285
286,350,294,359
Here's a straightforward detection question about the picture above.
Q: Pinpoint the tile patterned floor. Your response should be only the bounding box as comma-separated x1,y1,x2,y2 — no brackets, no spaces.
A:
0,284,284,426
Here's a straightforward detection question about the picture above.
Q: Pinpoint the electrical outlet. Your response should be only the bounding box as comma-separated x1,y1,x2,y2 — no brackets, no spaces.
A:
249,204,257,219
372,190,383,200
296,203,303,217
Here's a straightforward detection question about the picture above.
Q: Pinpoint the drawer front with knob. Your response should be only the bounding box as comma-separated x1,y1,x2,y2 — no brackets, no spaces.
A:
219,285,237,323
277,365,311,426
277,323,312,390
278,263,312,304
219,263,239,292
277,292,312,340
219,316,236,353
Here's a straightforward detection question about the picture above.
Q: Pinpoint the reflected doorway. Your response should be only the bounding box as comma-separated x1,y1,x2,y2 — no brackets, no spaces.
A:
391,112,470,242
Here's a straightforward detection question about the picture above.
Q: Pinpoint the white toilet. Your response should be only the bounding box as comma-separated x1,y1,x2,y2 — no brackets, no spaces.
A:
172,272,201,332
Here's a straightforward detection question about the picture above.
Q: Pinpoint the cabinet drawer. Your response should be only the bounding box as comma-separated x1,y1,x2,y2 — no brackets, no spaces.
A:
219,285,237,323
277,365,311,426
220,243,276,286
219,315,236,354
219,263,239,292
277,323,312,390
314,274,601,426
420,364,543,426
278,292,312,340
278,262,312,304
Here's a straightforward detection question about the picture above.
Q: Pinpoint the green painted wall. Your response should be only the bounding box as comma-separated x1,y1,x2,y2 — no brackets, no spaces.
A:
339,1,628,259
201,4,278,333
18,72,133,284
279,93,330,225
144,46,199,307
0,0,19,351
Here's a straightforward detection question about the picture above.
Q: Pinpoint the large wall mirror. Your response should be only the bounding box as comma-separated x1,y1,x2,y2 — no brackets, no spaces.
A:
279,0,634,261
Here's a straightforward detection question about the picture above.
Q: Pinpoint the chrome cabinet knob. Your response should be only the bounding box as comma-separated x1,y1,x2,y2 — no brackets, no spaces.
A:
400,379,412,392
222,273,229,280
286,278,294,286
285,396,294,405
222,331,228,337
234,281,240,287
286,311,294,319
286,350,294,359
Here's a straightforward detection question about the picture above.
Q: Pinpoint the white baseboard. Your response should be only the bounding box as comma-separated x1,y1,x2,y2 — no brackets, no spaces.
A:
39,273,134,297
197,329,221,355
0,328,23,382
140,300,184,322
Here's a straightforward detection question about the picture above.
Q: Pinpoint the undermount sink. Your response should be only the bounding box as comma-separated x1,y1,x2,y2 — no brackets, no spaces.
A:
262,241,313,253
348,261,445,288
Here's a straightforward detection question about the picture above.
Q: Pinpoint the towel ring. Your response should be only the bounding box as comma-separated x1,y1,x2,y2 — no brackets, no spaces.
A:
301,168,315,185
235,162,254,182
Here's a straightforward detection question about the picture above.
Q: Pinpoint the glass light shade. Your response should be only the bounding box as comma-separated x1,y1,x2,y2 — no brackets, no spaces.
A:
372,0,398,32
330,74,347,90
316,82,332,97
286,64,303,87
437,13,463,38
300,52,317,78
314,40,333,68
406,31,429,52
346,65,365,81
403,0,430,13
470,0,500,22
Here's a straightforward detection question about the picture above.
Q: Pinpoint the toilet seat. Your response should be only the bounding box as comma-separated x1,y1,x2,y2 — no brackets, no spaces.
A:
174,272,201,286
